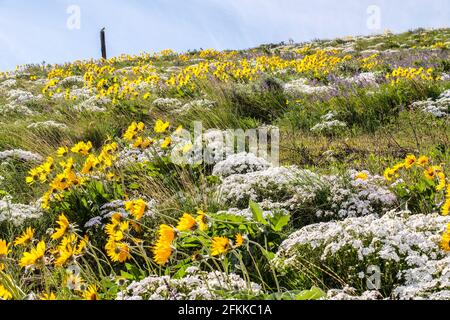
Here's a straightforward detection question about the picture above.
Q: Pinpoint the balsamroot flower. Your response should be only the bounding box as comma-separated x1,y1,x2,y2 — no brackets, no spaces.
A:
196,210,209,231
40,292,57,300
125,199,147,221
0,239,10,271
154,119,170,133
235,234,245,248
404,154,417,168
14,227,34,246
70,141,93,156
211,237,232,256
19,240,46,268
51,214,70,240
152,224,175,265
0,284,12,300
83,285,100,300
176,213,197,231
105,240,131,263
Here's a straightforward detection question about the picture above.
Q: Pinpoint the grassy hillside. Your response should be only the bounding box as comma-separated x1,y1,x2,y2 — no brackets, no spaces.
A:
0,28,449,300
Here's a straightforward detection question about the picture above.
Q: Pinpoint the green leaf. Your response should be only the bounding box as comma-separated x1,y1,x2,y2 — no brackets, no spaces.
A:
120,270,135,280
269,212,291,232
124,263,145,280
259,247,276,260
125,263,133,271
128,182,140,190
95,181,105,194
173,263,189,279
213,213,247,224
295,287,326,300
249,200,268,225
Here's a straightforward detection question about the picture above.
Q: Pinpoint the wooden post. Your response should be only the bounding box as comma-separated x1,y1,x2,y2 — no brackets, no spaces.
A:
100,28,107,59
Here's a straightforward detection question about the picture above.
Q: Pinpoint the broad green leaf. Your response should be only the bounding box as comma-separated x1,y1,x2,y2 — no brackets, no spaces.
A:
249,200,268,225
120,270,135,280
295,286,326,300
173,263,189,279
259,246,276,260
269,212,291,232
128,182,140,190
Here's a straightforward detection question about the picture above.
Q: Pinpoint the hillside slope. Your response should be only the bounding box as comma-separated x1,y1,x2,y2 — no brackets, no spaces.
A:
0,28,449,300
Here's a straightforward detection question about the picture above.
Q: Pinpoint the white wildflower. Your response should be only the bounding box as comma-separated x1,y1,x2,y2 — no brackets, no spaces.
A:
212,152,271,178
0,149,43,162
0,196,43,226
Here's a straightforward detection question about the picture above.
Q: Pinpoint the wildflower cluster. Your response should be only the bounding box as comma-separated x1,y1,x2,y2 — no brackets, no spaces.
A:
384,154,450,251
151,211,245,266
104,213,133,263
36,46,358,103
1,28,450,301
0,214,99,300
359,53,380,71
441,223,450,251
26,140,118,209
123,119,174,151
384,154,446,195
386,67,442,84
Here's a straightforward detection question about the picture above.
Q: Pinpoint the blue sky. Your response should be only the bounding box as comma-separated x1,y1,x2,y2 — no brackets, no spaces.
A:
0,0,449,71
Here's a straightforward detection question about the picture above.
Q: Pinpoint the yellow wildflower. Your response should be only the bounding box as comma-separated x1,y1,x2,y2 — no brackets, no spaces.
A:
154,119,170,133
424,166,442,180
83,285,100,300
384,167,396,181
75,236,89,255
14,227,34,246
26,168,41,185
441,231,450,251
51,214,70,240
54,246,75,267
152,242,173,265
161,137,172,149
19,240,46,268
105,240,131,263
124,199,147,221
441,199,450,216
50,173,72,191
176,213,197,231
123,122,145,141
235,234,245,248
196,210,208,231
81,155,100,174
105,220,129,242
71,141,93,156
133,136,153,149
211,237,232,256
152,224,175,265
0,239,10,271
436,172,446,191
404,154,417,168
0,284,12,300
355,172,368,181
417,156,429,166
40,292,57,300
56,146,69,157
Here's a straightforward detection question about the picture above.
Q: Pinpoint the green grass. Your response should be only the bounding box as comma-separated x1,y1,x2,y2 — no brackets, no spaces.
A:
1,27,450,300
